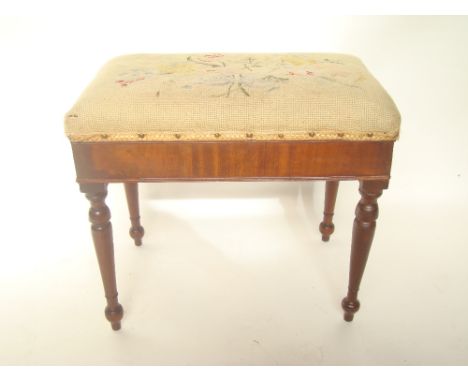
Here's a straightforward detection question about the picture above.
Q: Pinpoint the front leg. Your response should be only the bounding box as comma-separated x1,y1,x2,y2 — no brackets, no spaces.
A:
81,183,123,330
342,180,388,322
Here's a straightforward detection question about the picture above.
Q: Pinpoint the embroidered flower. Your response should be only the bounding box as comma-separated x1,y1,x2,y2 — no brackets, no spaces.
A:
115,69,153,87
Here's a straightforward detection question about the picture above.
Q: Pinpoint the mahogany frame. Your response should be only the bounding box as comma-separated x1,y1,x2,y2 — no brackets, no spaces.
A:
73,139,394,330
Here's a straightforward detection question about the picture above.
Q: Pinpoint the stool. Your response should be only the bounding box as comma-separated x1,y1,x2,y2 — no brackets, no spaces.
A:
65,53,400,330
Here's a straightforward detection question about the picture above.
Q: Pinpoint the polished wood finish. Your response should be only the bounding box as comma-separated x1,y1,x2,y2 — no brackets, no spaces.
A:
319,181,339,241
124,183,144,246
81,183,123,330
74,139,395,328
342,180,387,322
72,141,394,182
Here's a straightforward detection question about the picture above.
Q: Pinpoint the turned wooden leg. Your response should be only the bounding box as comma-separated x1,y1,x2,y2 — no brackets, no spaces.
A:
81,183,123,330
342,180,388,322
319,180,339,241
124,183,144,246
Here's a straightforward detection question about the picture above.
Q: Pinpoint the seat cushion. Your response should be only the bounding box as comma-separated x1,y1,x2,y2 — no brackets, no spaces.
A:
65,53,400,142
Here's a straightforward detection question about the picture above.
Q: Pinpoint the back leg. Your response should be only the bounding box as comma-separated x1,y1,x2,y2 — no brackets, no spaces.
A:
319,181,339,242
124,183,145,246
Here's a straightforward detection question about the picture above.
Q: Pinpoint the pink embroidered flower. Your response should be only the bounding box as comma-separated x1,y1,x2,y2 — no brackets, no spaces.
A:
115,76,145,87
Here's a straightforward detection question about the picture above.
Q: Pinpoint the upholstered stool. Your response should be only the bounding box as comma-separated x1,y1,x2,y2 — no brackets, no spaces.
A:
65,53,400,330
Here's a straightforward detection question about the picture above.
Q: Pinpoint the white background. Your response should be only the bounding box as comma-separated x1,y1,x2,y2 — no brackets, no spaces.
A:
0,3,468,366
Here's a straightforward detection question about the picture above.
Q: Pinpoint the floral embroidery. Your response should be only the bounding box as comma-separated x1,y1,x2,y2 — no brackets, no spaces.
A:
181,55,293,97
113,54,364,94
115,68,155,87
187,55,226,68
116,77,145,87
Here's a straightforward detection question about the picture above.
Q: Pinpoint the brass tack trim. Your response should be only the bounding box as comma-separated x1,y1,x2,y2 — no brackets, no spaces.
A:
278,134,284,139
214,133,221,138
68,129,399,143
68,114,78,118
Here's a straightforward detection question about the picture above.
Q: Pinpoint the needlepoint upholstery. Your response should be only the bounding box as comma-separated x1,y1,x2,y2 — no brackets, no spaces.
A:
65,53,400,142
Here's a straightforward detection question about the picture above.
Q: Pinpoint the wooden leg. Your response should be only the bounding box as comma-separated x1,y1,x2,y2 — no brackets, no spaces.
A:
342,180,388,322
81,183,123,330
124,183,144,246
319,180,339,241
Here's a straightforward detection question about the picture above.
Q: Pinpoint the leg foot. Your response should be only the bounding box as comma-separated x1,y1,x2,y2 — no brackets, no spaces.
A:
342,297,360,322
341,180,387,322
319,181,339,242
124,183,144,246
111,321,122,331
130,227,144,246
106,303,124,330
81,183,124,330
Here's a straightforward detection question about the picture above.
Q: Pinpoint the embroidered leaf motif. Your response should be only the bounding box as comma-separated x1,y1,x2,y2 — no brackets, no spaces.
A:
318,75,360,88
187,56,223,68
238,83,250,97
262,75,289,82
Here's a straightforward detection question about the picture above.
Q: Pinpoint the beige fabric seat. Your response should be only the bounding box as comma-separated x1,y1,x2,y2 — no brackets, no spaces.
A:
65,53,400,142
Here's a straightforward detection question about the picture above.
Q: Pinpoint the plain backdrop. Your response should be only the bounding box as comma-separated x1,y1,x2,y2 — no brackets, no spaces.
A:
0,8,467,365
